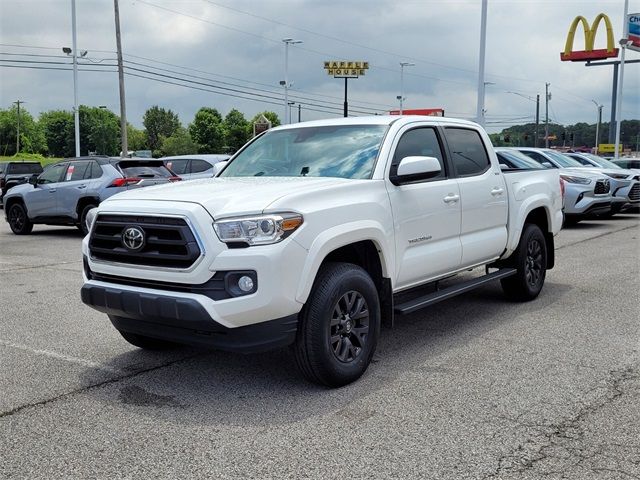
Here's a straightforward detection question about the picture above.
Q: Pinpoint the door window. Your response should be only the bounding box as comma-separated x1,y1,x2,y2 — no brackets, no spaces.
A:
86,161,103,179
445,128,490,177
190,159,212,173
390,127,446,180
37,163,66,184
65,162,90,181
165,159,189,175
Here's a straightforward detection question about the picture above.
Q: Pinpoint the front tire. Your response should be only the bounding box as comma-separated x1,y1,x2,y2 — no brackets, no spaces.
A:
8,203,33,235
78,203,98,236
293,262,380,387
501,224,547,301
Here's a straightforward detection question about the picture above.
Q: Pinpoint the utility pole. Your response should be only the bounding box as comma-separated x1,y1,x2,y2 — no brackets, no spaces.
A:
475,0,488,127
535,94,540,147
13,100,24,155
114,0,128,157
545,82,550,148
298,103,301,123
71,0,80,157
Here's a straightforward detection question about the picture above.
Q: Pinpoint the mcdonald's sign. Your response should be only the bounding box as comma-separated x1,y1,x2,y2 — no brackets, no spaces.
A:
560,13,619,61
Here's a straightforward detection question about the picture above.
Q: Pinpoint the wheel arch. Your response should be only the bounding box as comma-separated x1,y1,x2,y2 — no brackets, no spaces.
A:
76,196,100,220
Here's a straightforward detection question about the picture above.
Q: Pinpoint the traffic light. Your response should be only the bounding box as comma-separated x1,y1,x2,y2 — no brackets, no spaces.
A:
524,134,529,141
561,132,566,141
504,134,510,143
570,133,574,142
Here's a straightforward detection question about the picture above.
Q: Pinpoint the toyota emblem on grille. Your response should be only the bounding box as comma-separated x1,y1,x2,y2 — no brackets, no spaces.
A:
122,226,145,251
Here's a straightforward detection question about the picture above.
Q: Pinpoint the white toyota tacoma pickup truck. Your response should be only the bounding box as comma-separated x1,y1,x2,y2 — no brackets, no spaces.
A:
81,116,563,386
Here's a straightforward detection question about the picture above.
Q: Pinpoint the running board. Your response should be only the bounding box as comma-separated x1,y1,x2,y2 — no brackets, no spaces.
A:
394,268,517,315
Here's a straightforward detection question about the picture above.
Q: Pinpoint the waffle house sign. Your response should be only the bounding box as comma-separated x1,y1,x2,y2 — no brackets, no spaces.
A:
324,61,369,78
560,13,619,61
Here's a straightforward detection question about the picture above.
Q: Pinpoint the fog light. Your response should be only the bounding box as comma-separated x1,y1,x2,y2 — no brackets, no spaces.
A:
238,275,254,292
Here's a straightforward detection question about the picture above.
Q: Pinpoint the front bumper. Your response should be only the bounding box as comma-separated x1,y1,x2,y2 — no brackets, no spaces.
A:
81,283,298,353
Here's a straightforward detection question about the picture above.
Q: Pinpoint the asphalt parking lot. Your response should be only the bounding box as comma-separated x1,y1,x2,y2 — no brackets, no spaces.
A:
1,214,639,479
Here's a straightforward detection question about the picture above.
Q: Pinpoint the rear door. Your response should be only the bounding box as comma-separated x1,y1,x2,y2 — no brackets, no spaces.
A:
26,162,67,218
444,127,508,267
57,161,94,219
386,125,462,289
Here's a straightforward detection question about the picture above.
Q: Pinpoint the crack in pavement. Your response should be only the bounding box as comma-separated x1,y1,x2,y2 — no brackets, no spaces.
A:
0,352,208,419
556,222,639,251
482,366,640,479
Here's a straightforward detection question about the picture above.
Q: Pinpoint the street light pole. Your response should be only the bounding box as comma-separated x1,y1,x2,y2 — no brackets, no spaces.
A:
614,0,630,159
476,0,488,127
71,0,80,157
592,100,603,154
282,38,302,125
114,0,128,157
398,62,415,114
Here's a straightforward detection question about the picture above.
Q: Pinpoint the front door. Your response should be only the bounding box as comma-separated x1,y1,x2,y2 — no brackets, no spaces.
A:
386,126,462,290
26,162,67,218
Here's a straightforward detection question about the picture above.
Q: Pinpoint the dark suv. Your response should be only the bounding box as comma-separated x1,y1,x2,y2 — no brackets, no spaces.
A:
0,161,43,205
3,156,180,235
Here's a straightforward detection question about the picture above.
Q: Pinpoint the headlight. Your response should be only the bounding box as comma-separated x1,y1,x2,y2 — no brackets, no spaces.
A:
560,175,591,185
85,207,98,232
606,173,629,180
213,213,303,246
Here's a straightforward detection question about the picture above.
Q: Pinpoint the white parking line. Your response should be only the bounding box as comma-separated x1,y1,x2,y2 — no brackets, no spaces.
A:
0,339,124,374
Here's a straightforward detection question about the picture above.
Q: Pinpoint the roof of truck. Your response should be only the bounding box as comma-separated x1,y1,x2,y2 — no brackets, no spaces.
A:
271,115,479,130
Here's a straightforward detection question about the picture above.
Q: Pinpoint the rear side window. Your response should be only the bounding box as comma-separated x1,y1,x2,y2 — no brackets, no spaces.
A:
7,163,43,175
86,161,103,179
118,161,172,178
445,128,490,176
391,127,446,180
65,161,89,181
165,159,189,175
190,159,212,173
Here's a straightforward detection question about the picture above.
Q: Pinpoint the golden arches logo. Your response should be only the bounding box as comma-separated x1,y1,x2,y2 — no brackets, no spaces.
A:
560,13,619,61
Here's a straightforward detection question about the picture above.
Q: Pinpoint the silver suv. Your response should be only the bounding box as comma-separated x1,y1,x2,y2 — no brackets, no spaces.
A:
3,156,180,235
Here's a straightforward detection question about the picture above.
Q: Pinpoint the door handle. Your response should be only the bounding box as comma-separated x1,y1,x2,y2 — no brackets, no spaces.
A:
76,185,87,189
49,189,57,193
443,194,460,204
491,187,504,196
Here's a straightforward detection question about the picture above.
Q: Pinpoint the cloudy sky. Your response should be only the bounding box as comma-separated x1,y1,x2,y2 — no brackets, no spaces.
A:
1,0,638,133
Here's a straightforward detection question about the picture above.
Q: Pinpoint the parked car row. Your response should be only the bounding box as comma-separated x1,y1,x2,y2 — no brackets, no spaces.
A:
496,147,639,223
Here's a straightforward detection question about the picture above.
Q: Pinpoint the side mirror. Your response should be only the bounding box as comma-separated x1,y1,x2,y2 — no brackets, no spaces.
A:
28,174,39,186
212,160,228,176
541,161,554,168
499,164,509,171
392,156,441,185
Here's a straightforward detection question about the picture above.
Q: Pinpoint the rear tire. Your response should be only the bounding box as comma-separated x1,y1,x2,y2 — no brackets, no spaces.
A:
8,202,33,235
78,203,98,235
292,262,380,387
501,224,547,301
118,329,178,350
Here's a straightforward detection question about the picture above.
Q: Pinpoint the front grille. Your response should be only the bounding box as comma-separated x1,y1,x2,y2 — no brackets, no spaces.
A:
629,183,640,201
594,180,610,195
89,214,201,269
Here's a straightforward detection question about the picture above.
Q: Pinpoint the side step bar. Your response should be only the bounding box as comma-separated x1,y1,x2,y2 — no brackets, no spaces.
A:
394,268,517,315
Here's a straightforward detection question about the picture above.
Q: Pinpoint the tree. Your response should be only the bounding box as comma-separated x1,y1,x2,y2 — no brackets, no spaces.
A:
0,106,46,156
160,127,199,156
78,106,120,156
143,106,181,153
189,107,225,153
127,123,147,151
39,110,74,157
223,109,249,153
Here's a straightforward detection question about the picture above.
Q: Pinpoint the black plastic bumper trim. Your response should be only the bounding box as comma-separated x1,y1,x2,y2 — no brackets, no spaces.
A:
81,283,298,353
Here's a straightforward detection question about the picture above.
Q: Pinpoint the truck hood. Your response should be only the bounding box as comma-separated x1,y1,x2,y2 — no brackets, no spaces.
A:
102,176,355,218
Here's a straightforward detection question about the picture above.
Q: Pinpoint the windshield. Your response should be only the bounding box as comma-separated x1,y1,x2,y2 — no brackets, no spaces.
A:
545,150,584,168
220,125,388,179
496,150,544,169
582,153,622,169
